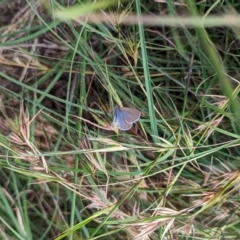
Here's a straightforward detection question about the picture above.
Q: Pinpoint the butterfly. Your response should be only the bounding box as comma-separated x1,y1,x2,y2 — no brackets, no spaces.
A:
111,106,141,131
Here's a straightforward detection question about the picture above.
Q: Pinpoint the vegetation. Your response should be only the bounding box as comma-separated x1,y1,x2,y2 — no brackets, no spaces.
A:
0,0,240,239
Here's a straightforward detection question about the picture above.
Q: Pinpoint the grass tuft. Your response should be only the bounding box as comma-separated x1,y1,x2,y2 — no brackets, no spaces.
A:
0,0,240,239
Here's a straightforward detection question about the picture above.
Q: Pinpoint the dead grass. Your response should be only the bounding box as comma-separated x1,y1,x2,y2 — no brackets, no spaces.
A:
0,1,240,240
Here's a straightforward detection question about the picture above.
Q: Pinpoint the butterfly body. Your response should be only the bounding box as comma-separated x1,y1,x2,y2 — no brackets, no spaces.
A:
111,106,141,131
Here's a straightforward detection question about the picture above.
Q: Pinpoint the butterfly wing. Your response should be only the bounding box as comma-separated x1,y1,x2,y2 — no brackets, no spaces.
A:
119,107,141,124
111,108,133,130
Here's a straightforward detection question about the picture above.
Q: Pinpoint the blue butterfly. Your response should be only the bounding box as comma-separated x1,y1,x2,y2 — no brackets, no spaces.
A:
111,106,141,131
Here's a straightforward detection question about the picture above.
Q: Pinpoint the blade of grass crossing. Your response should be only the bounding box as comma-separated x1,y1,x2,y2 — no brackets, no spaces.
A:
69,28,88,240
135,1,159,143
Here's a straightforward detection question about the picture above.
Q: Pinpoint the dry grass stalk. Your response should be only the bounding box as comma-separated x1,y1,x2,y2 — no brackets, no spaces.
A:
5,103,48,172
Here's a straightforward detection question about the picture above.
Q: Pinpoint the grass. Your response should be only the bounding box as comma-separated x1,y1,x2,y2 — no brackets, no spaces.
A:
0,0,240,239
